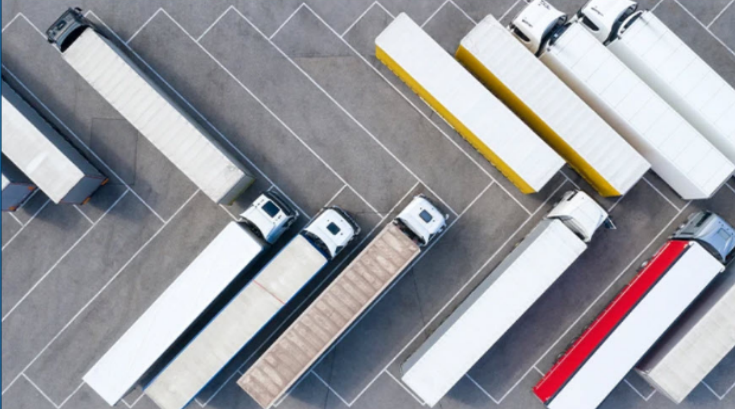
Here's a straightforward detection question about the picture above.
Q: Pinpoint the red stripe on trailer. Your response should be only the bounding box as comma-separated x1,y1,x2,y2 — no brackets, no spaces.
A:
533,240,690,404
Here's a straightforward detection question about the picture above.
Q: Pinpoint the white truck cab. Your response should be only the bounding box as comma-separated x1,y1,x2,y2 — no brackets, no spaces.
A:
239,192,297,244
509,0,567,55
547,190,611,242
395,195,447,246
577,0,639,43
303,208,360,259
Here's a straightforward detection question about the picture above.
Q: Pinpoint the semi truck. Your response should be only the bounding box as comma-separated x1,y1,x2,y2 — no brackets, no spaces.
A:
400,190,611,407
145,207,360,409
46,8,255,205
578,0,735,163
83,192,297,406
510,0,734,200
375,13,564,194
534,211,735,409
456,15,649,197
635,260,735,403
239,195,447,408
2,156,36,212
2,79,106,205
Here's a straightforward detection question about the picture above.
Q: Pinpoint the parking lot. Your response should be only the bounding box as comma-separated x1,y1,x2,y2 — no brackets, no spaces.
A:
2,0,735,408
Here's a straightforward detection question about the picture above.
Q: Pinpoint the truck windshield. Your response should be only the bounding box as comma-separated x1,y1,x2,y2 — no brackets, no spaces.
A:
262,201,280,218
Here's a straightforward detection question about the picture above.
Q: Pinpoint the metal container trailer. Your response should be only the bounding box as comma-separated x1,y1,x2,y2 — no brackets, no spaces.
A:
375,13,564,194
1,157,36,212
46,8,254,205
145,207,359,409
511,0,734,200
635,262,735,403
534,211,735,409
2,79,106,205
457,15,649,197
239,195,447,408
578,0,735,163
401,191,611,406
83,193,297,406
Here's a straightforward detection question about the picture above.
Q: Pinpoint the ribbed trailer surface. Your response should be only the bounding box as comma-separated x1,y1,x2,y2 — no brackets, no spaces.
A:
83,222,266,406
239,224,420,408
145,235,327,409
1,157,36,211
636,263,735,403
2,80,105,204
534,241,724,409
60,28,253,204
539,23,733,199
402,219,586,407
606,11,735,162
457,16,649,197
376,13,563,194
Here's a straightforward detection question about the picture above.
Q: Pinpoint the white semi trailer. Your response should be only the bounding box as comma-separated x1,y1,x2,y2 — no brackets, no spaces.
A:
510,0,734,200
2,156,36,212
457,15,649,197
636,261,735,403
578,0,735,163
46,8,254,205
2,79,106,205
401,190,611,407
145,207,359,409
83,192,297,406
239,195,447,408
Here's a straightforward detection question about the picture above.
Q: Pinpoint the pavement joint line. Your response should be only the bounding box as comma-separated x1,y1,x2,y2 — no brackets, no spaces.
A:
73,204,95,224
126,8,163,44
0,189,199,397
2,12,22,32
421,0,450,28
375,1,396,19
1,198,51,252
306,2,537,217
87,9,313,219
499,0,524,23
641,176,680,211
384,369,427,406
448,0,478,24
22,373,60,409
340,1,380,38
0,64,166,223
311,370,352,407
702,380,726,400
268,3,304,40
229,5,456,218
57,381,85,409
343,176,558,406
466,374,501,404
708,0,735,28
672,0,735,59
2,188,131,323
201,180,422,406
8,211,24,227
623,378,651,402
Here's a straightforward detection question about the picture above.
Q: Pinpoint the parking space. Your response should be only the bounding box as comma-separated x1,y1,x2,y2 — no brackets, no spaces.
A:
2,0,735,409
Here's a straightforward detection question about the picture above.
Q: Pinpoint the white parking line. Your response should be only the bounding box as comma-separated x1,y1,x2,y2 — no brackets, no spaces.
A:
311,371,352,406
498,0,523,23
2,189,130,322
466,374,501,404
2,12,22,32
421,0,450,28
295,2,534,216
1,198,50,252
73,205,95,224
1,190,199,397
7,211,24,227
126,8,161,44
641,176,680,211
268,4,303,40
22,374,59,409
340,1,380,37
448,0,478,24
623,378,654,402
707,0,735,28
385,370,426,406
323,184,349,207
57,381,84,408
725,182,735,195
673,0,735,59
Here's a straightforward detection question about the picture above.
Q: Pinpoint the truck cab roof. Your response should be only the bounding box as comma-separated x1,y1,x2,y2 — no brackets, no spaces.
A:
510,0,567,55
547,190,609,242
46,7,94,52
396,196,447,246
673,212,735,263
577,0,639,43
303,208,359,260
239,192,297,244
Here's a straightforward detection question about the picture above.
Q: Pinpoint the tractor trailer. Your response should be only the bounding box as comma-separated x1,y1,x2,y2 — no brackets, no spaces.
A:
375,13,564,194
47,8,254,205
2,79,106,204
510,0,734,200
83,192,297,406
239,195,447,408
2,156,36,212
401,190,611,407
578,0,735,163
145,207,359,409
457,15,649,197
534,211,735,409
